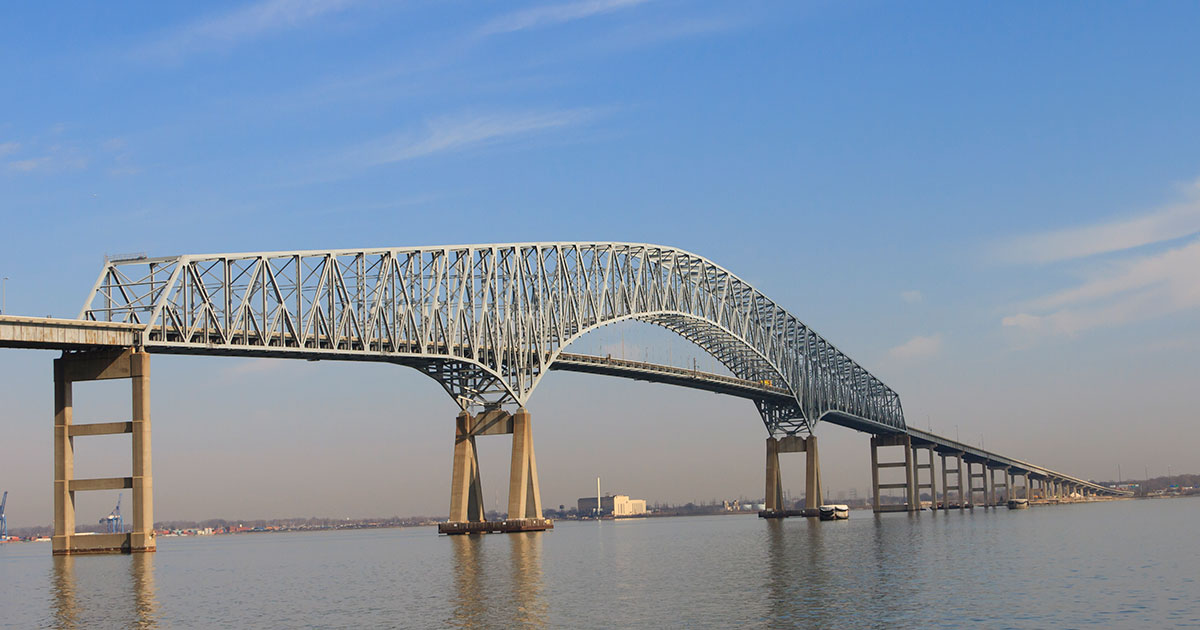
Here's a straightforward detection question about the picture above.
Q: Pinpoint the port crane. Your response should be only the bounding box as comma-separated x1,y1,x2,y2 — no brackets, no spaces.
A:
1,491,7,539
100,493,123,534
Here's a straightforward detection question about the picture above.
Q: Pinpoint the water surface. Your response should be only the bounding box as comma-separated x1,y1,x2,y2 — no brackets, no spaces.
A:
2,498,1197,628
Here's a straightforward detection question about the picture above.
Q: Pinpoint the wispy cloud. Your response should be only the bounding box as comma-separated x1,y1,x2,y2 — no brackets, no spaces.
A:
477,0,650,37
1000,178,1200,337
6,157,52,173
900,290,922,304
992,178,1200,264
887,334,943,360
139,0,357,60
4,145,88,174
355,108,598,166
1002,236,1200,336
0,142,19,158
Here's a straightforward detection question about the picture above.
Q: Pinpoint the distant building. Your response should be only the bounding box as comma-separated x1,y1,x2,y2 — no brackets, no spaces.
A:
578,494,648,517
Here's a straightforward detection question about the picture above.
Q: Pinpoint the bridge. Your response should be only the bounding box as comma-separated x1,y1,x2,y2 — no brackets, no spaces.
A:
0,243,1129,553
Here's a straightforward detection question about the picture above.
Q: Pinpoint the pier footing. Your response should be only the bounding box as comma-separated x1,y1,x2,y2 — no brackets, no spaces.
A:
758,508,819,519
438,518,554,535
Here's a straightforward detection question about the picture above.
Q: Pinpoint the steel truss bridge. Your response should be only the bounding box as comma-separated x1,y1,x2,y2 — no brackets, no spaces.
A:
80,243,905,437
0,242,1129,552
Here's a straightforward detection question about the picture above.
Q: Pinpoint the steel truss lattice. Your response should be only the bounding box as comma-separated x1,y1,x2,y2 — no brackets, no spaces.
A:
80,243,906,435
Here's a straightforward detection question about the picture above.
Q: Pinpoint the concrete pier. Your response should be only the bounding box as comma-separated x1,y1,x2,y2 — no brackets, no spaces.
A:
967,461,987,508
506,408,543,522
760,435,820,518
53,348,155,555
989,465,1009,505
765,437,782,512
940,453,968,509
915,446,936,510
957,454,967,509
448,411,485,524
984,462,996,507
441,407,550,535
870,434,916,513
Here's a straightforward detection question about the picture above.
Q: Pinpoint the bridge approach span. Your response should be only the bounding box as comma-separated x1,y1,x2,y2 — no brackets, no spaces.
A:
551,352,1124,497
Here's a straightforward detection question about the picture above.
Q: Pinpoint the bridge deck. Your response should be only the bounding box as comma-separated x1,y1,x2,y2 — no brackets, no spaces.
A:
0,316,1127,496
0,315,141,350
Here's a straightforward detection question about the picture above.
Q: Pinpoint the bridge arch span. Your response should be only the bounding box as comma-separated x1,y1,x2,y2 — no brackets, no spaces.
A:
81,243,905,434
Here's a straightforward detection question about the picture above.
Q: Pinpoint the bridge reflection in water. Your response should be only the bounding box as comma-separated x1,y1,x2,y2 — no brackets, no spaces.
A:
450,533,547,629
50,552,159,629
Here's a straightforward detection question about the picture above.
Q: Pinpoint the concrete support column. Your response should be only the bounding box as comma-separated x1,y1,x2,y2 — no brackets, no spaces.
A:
869,437,880,513
52,360,74,555
449,411,485,523
965,461,975,508
804,436,821,511
904,436,917,512
985,464,995,508
928,448,938,511
957,455,966,510
765,437,782,511
998,469,1005,503
507,408,543,520
130,351,153,551
940,454,949,510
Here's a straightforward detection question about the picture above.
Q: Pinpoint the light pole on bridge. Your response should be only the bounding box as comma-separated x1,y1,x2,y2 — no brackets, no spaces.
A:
1,276,7,314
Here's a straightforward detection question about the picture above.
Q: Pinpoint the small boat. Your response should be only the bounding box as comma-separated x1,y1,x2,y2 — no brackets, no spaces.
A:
1007,498,1029,510
818,504,849,520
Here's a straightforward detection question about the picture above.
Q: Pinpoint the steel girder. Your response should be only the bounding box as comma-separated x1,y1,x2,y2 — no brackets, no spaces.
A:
79,243,906,434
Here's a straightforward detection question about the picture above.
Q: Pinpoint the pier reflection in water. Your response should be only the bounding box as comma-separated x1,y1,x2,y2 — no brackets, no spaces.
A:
449,532,547,629
49,551,159,629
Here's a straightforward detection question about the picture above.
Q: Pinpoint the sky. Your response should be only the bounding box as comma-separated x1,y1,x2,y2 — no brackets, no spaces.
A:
2,1,1199,528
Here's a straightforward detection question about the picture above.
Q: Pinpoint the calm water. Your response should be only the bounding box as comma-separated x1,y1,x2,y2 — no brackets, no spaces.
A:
2,498,1198,629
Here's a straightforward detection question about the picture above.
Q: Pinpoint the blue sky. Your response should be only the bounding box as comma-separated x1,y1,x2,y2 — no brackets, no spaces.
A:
2,1,1199,526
